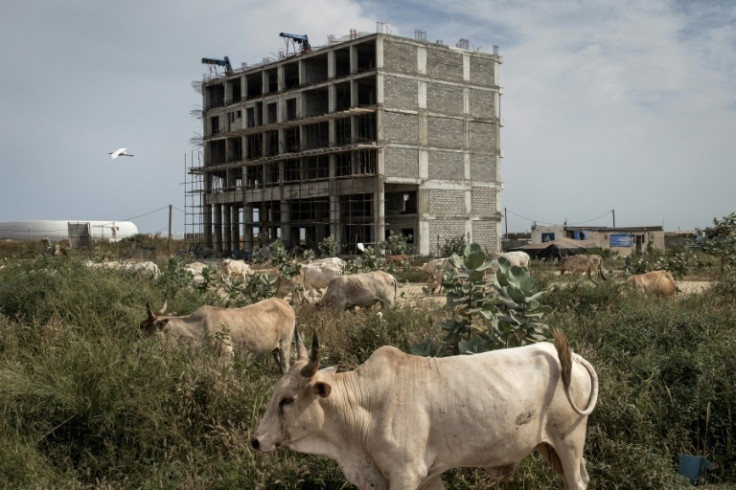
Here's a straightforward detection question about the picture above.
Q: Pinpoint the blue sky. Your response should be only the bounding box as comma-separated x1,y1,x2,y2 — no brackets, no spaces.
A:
0,0,734,235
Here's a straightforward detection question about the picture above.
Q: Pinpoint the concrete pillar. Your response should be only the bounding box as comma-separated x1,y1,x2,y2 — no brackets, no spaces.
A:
281,200,291,246
204,203,213,249
231,205,240,254
214,204,223,254
243,204,254,251
375,176,385,249
224,204,232,254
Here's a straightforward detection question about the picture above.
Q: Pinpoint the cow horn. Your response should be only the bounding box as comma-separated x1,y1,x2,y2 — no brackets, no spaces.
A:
300,332,320,378
156,293,168,316
295,325,308,361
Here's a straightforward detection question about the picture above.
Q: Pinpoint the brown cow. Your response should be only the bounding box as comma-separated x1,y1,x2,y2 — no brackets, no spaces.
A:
385,254,411,266
560,255,607,280
627,270,676,297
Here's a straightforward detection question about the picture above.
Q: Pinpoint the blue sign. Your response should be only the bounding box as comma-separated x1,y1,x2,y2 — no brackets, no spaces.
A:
610,233,632,247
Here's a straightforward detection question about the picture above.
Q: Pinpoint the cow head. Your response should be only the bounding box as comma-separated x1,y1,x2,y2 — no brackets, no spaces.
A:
139,296,169,336
251,329,336,453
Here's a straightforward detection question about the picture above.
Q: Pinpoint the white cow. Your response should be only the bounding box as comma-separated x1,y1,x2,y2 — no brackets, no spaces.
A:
252,329,599,489
318,271,397,312
139,297,296,372
221,258,253,281
309,256,346,270
301,262,343,300
491,251,532,269
85,260,160,280
627,270,676,296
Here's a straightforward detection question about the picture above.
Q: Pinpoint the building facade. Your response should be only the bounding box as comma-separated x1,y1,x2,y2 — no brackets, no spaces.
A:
195,32,503,256
531,225,665,257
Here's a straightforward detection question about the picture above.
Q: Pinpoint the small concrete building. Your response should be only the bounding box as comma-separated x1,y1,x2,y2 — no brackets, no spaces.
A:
192,30,504,256
531,225,665,257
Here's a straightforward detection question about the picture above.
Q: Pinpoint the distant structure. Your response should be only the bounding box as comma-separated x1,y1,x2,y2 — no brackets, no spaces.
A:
531,225,665,257
0,221,139,246
189,29,504,256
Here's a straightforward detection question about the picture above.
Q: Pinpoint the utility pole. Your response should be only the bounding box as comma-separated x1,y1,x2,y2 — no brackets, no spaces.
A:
168,204,173,255
612,209,616,229
504,207,508,239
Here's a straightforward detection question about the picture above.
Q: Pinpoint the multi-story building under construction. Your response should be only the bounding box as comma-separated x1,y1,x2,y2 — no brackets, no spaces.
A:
192,30,503,256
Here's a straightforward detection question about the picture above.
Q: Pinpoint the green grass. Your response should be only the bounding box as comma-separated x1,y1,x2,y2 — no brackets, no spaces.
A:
0,252,733,488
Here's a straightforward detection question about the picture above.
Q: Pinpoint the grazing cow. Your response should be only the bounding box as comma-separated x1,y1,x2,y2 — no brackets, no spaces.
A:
490,251,532,269
258,267,310,306
318,271,397,312
139,297,296,372
309,256,346,270
560,255,607,280
301,262,343,301
252,329,599,489
221,258,253,281
385,254,411,266
627,270,676,297
421,257,456,293
85,260,160,280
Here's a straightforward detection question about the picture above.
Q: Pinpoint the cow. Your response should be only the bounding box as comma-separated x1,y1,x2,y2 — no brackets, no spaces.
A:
421,257,456,293
490,251,531,269
301,262,343,301
251,329,599,489
385,254,411,266
627,270,677,297
139,297,296,372
309,256,346,270
221,258,253,281
318,271,397,312
560,255,607,280
85,260,160,280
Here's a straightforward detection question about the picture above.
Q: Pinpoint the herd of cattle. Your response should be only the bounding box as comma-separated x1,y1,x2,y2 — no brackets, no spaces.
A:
79,250,684,488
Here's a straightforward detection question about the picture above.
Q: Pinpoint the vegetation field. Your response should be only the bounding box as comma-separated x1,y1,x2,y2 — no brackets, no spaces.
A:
1,229,735,489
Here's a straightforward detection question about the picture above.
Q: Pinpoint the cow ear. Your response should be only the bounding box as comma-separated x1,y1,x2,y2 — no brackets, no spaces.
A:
320,365,338,374
312,381,332,398
157,318,170,331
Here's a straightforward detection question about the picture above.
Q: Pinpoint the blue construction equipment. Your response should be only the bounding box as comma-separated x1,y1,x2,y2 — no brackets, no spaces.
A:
279,32,311,52
201,56,233,75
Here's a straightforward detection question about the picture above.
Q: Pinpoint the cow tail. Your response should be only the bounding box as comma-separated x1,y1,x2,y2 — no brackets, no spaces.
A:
393,275,398,305
553,329,599,417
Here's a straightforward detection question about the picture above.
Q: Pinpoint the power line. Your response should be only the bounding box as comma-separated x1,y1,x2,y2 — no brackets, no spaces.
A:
506,209,614,227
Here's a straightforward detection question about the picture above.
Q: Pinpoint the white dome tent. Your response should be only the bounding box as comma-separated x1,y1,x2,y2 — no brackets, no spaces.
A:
0,220,139,245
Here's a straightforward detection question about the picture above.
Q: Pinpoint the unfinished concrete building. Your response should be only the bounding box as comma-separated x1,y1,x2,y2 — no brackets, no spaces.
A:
191,30,503,256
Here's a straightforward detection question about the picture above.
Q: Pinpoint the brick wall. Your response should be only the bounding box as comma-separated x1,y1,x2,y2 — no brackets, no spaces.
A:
382,40,417,75
469,120,495,153
428,150,464,180
471,186,495,216
427,81,464,115
383,75,418,110
472,220,500,252
384,146,419,178
427,49,463,83
427,116,464,149
468,87,494,118
428,220,467,252
469,57,496,87
471,154,495,183
383,111,419,145
428,189,466,216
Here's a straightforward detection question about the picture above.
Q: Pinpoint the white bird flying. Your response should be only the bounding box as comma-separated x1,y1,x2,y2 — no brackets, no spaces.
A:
109,148,134,159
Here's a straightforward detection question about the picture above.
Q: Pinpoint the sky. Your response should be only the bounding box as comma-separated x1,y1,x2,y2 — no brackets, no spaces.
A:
1,0,734,235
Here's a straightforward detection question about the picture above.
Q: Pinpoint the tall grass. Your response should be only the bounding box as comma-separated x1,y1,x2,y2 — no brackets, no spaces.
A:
0,255,733,488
